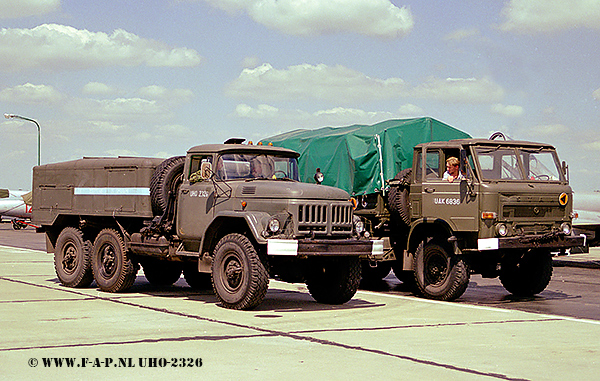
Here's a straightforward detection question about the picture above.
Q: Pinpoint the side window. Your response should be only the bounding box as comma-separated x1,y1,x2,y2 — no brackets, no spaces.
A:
414,149,423,182
189,155,212,183
425,150,441,180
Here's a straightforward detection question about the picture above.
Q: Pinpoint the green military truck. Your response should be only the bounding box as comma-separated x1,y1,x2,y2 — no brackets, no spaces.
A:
32,140,383,310
265,118,584,301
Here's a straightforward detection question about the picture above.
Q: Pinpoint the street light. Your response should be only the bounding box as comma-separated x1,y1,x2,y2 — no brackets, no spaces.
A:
4,114,41,166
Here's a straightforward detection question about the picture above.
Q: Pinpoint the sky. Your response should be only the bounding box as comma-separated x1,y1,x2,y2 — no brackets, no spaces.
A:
0,0,599,194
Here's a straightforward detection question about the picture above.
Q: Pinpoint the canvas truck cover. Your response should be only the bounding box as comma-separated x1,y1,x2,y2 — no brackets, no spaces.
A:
263,117,471,195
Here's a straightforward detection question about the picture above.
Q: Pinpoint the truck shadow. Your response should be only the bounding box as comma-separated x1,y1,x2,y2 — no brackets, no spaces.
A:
132,276,385,313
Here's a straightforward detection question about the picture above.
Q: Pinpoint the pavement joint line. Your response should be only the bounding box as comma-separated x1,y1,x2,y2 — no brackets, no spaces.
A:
2,275,528,380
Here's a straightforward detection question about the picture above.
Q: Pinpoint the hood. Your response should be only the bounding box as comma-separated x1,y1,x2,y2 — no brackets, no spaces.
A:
232,180,350,200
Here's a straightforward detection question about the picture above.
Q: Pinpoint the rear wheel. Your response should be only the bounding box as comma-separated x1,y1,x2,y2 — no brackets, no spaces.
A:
212,233,269,310
91,229,137,292
306,257,361,304
54,227,93,288
500,249,552,296
414,242,469,301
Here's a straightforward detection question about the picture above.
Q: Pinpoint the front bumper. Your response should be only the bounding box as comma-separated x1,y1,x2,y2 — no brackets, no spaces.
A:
267,238,384,260
478,233,586,251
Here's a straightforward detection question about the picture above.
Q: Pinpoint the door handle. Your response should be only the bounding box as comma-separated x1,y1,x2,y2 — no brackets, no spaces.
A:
424,187,435,193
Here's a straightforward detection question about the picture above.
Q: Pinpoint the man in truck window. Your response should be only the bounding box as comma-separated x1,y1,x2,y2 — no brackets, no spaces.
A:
443,156,464,182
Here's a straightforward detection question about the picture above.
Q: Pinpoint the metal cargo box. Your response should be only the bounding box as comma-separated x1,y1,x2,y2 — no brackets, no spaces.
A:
32,157,165,226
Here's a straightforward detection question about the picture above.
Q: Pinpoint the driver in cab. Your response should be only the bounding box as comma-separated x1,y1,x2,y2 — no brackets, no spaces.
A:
443,157,464,183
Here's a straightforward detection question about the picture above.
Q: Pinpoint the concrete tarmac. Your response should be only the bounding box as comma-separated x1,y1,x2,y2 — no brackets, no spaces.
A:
1,245,600,380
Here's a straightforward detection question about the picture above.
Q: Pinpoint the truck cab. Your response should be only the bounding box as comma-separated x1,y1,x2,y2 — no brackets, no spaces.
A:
393,136,584,300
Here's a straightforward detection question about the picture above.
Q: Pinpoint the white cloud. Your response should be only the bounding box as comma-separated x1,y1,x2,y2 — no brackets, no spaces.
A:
443,28,480,42
137,85,194,104
0,24,202,72
226,63,408,103
227,63,505,105
490,103,524,117
583,141,600,150
66,97,170,122
412,77,504,104
203,0,413,38
523,123,569,136
233,103,424,126
0,83,64,104
593,88,600,100
82,82,116,96
500,0,600,33
0,0,59,19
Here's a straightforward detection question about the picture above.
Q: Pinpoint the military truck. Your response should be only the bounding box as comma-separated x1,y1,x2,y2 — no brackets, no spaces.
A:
265,118,584,301
32,140,383,310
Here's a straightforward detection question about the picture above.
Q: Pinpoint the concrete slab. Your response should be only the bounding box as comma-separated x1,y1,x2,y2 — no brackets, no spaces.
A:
2,245,600,380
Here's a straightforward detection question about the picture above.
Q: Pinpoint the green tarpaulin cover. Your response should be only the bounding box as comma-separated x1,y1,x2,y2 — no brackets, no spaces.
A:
263,117,471,195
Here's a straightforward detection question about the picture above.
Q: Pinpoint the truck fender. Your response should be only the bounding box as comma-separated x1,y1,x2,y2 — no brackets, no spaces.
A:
407,219,454,254
200,211,272,254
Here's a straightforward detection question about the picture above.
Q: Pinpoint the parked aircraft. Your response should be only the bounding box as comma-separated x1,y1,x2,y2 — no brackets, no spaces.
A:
573,191,600,248
0,189,33,229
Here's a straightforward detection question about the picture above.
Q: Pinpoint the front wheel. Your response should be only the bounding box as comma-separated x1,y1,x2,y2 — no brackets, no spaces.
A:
212,233,269,310
414,242,469,301
305,257,361,304
91,229,138,292
500,249,552,296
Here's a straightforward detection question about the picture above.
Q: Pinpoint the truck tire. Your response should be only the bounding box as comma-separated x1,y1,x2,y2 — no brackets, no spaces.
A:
142,259,182,286
414,242,469,301
500,249,552,296
388,169,411,226
306,257,361,304
211,233,268,310
91,229,138,293
150,156,185,216
54,227,93,288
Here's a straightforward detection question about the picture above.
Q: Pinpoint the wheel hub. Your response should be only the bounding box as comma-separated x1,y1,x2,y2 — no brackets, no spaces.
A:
62,244,77,274
224,257,242,290
101,245,116,276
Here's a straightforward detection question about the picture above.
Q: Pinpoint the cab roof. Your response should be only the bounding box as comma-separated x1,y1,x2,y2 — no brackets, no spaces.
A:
416,138,556,150
187,143,299,157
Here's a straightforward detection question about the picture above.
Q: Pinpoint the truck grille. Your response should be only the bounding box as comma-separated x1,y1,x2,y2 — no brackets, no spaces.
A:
297,202,352,235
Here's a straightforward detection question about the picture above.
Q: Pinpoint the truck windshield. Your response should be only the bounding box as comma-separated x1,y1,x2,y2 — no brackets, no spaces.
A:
475,147,562,181
216,153,299,181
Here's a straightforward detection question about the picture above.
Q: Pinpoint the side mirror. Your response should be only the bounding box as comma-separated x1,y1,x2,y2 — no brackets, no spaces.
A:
201,161,212,179
562,161,569,182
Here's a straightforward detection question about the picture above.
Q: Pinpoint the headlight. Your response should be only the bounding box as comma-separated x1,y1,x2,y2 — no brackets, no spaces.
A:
353,215,365,236
560,222,571,235
268,218,280,234
496,223,508,237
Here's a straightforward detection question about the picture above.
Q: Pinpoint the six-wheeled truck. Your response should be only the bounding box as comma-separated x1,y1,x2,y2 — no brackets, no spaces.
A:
32,140,383,310
265,118,585,301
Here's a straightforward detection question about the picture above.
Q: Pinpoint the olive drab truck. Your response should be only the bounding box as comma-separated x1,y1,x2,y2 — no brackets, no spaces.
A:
32,139,383,310
264,118,585,301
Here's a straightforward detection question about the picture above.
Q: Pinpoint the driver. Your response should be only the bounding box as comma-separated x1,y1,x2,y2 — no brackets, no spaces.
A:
443,157,464,182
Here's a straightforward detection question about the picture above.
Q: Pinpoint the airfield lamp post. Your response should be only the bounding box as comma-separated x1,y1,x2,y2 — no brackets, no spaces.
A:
4,114,41,166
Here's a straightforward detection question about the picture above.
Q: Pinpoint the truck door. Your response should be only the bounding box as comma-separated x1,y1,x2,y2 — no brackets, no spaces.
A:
176,155,215,241
420,148,478,232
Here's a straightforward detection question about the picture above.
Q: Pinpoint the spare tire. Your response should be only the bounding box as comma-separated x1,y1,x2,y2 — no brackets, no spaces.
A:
150,156,185,216
388,168,411,226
